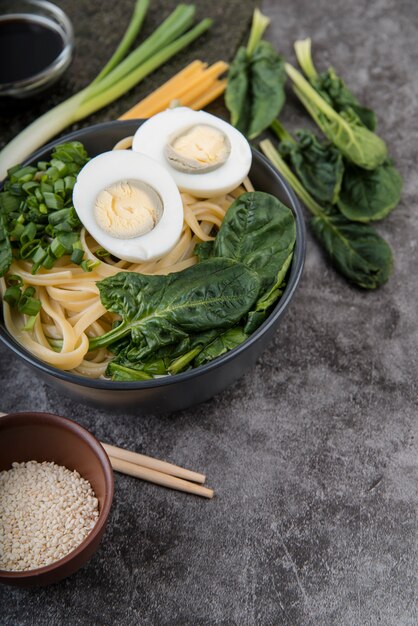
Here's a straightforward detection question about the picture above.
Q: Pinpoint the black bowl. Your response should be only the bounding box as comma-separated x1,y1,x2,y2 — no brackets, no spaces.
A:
0,120,306,413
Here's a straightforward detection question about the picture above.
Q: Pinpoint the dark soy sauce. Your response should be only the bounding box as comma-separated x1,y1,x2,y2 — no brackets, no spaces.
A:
0,15,65,84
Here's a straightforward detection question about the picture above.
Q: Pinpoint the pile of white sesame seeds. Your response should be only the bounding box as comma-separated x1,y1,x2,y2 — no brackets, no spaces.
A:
0,460,99,571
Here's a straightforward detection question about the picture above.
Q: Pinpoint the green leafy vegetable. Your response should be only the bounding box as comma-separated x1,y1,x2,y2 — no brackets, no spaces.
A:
225,9,286,139
3,281,42,321
244,250,293,334
294,38,376,131
285,63,387,170
0,214,12,277
106,362,153,381
109,329,217,376
272,120,344,204
0,1,213,178
90,258,261,357
0,142,89,275
337,160,403,222
310,213,392,288
260,138,393,289
95,191,296,380
196,190,296,333
197,191,296,293
193,327,248,367
107,325,249,377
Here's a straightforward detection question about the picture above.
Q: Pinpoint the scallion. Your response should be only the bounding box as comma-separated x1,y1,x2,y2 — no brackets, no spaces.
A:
0,1,213,179
3,285,22,306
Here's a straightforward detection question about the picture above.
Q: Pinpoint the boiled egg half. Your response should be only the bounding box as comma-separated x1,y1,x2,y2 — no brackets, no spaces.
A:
72,150,183,262
131,107,252,198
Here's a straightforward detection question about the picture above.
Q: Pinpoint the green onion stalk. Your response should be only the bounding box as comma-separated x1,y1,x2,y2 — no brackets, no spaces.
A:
0,0,213,179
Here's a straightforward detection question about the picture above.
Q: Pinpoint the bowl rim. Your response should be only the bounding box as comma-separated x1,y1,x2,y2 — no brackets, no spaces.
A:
0,119,306,391
0,411,114,581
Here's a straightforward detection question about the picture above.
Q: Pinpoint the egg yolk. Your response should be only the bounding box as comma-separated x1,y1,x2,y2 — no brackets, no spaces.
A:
166,124,231,173
94,180,162,239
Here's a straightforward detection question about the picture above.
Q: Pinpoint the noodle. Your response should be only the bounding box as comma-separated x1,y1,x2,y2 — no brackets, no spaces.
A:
1,138,251,378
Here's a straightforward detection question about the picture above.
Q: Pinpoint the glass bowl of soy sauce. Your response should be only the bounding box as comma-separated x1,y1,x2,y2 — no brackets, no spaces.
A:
0,0,73,99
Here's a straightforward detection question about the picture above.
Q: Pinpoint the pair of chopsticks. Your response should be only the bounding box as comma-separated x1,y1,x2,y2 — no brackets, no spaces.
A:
102,442,214,499
0,412,214,499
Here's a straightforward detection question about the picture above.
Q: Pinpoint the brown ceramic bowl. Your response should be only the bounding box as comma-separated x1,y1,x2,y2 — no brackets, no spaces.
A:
0,412,114,587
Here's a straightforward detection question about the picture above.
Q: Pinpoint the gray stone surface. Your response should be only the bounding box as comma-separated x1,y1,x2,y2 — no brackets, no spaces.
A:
0,0,417,624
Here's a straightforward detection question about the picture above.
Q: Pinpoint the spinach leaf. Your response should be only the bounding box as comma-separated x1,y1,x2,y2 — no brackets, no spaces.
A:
272,121,344,204
288,69,387,170
260,138,393,289
106,363,153,381
110,329,219,376
91,258,261,356
203,191,296,295
337,160,402,222
244,250,293,334
310,213,392,289
196,190,296,332
225,47,250,135
107,325,250,379
193,327,248,367
311,68,376,131
291,40,386,168
0,213,12,277
225,10,286,139
294,38,377,131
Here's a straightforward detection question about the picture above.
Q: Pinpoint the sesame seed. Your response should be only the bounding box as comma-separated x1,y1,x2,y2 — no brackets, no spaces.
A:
0,461,99,571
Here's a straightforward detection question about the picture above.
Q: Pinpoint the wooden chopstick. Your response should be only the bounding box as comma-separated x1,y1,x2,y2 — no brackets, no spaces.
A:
108,456,214,499
101,442,206,484
0,412,214,498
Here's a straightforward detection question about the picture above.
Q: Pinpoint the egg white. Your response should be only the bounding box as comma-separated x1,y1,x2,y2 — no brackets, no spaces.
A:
72,150,183,262
131,108,252,198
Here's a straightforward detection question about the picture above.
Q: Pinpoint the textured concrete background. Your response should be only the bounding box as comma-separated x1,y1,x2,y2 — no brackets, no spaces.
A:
0,0,417,624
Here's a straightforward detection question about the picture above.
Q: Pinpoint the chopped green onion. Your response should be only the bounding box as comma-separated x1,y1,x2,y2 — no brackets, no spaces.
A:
18,297,41,316
34,187,44,202
31,246,46,263
47,208,71,226
95,247,110,259
54,179,65,196
3,285,21,306
9,223,25,239
43,192,64,210
22,314,38,331
22,181,38,194
64,176,76,191
50,159,67,175
20,239,41,259
50,237,67,258
6,274,23,286
47,337,63,351
81,259,100,272
23,286,35,298
10,166,37,181
70,248,84,265
20,222,37,244
42,254,56,269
